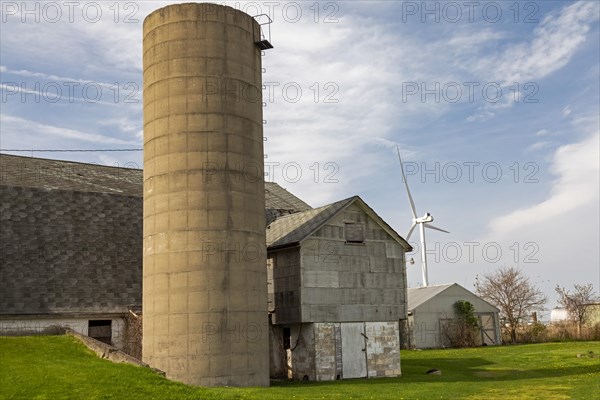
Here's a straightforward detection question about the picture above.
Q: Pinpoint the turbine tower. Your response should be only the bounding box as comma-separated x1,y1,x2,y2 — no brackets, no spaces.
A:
396,146,449,287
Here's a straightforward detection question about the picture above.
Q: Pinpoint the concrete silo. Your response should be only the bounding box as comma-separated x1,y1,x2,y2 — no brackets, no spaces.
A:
142,3,269,386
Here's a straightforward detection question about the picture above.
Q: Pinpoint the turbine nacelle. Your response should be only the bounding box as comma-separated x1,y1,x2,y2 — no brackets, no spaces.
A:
414,213,433,223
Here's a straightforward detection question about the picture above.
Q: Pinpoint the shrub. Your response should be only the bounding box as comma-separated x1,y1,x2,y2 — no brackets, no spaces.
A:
442,300,479,348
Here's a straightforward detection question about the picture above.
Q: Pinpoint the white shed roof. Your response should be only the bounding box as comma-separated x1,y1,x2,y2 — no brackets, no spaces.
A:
407,283,499,312
407,284,455,311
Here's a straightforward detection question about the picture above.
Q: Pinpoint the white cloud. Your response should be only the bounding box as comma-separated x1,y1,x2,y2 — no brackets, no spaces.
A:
97,117,141,135
0,115,137,146
489,131,599,234
525,141,553,153
475,1,600,85
1,66,117,88
563,105,572,117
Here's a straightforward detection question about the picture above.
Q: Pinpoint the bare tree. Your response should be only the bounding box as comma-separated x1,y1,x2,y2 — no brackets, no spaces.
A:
555,283,599,335
475,267,547,343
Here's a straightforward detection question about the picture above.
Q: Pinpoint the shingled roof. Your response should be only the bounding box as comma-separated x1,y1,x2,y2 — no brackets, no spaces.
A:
265,182,311,212
267,196,412,251
0,154,142,196
267,197,354,248
0,155,310,213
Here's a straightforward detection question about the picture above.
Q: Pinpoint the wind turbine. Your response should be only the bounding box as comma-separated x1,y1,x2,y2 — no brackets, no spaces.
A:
396,146,449,287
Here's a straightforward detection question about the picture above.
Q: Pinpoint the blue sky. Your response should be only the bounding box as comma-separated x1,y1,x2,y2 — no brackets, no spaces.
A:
1,1,598,314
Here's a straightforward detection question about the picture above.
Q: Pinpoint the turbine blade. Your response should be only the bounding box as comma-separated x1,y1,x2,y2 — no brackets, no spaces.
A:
396,146,417,219
425,224,449,234
406,222,417,240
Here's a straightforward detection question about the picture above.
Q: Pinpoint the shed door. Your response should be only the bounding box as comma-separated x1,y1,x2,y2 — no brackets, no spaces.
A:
341,323,367,379
478,314,496,345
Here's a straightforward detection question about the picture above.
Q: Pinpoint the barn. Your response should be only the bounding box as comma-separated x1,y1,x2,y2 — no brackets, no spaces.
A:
0,154,142,351
0,154,326,353
401,283,501,349
1,154,414,380
266,196,412,380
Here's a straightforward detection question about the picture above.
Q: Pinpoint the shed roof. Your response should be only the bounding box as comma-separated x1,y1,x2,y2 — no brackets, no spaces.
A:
407,283,499,312
266,195,412,251
407,284,455,311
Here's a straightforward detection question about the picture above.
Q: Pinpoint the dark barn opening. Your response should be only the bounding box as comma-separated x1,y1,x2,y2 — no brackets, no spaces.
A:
88,320,112,345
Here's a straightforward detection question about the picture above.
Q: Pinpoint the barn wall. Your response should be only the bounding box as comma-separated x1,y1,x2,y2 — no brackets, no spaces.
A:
365,322,401,377
271,321,401,381
0,317,126,349
314,322,337,381
268,249,301,325
298,203,407,323
289,323,315,380
268,322,287,379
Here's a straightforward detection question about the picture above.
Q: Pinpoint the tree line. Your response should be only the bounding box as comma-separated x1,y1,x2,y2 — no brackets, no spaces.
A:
474,266,599,343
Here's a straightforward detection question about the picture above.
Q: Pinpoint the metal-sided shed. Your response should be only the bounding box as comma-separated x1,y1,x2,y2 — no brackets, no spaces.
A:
402,283,501,349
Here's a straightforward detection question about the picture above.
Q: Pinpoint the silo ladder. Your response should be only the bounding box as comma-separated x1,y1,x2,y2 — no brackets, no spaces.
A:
253,14,274,50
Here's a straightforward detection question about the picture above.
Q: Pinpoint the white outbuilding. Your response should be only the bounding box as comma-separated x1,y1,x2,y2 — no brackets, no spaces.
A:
401,283,502,349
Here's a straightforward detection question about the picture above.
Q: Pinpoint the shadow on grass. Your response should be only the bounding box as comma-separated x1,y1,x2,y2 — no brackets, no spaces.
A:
405,357,599,382
271,356,600,387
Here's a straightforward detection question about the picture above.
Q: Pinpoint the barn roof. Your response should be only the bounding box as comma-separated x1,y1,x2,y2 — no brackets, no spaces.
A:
266,195,412,251
0,154,142,196
0,154,309,212
267,197,354,248
264,182,311,213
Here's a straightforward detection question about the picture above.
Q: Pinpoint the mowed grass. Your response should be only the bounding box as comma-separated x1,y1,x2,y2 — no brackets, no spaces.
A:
1,336,599,400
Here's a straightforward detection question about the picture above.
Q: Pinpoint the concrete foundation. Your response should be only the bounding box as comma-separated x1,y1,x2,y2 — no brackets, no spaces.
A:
142,3,268,386
0,317,126,349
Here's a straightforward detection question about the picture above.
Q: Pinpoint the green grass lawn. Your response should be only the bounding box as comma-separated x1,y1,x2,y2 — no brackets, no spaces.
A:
1,336,599,400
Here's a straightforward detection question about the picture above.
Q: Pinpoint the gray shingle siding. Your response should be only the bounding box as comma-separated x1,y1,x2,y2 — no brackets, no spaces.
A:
0,185,142,314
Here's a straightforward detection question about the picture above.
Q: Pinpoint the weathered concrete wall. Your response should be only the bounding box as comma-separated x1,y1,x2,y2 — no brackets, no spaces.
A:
65,328,150,368
298,203,407,323
142,3,268,387
365,322,401,377
268,249,301,324
288,323,315,380
268,320,287,379
314,322,337,380
0,317,126,349
271,321,401,381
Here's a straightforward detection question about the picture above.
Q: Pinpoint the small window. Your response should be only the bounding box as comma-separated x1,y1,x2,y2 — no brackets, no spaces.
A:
344,223,365,243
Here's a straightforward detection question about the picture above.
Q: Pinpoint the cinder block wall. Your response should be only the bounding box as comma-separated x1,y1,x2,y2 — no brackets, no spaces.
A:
276,322,401,381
